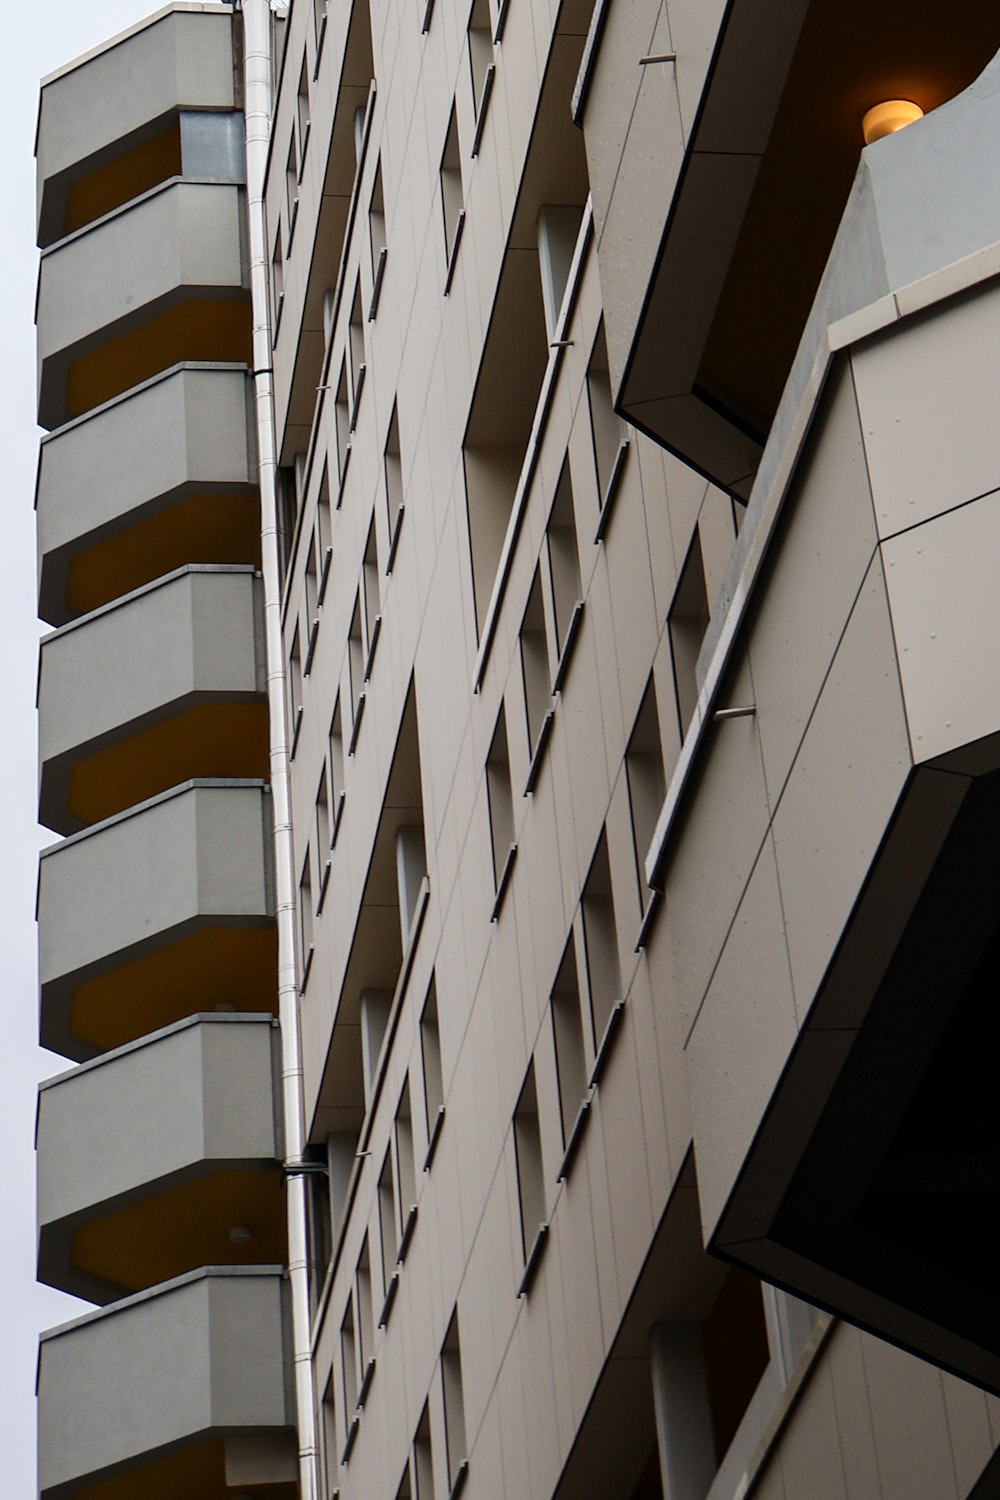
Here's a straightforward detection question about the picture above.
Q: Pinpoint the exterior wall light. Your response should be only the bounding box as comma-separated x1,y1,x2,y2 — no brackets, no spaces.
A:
863,100,924,144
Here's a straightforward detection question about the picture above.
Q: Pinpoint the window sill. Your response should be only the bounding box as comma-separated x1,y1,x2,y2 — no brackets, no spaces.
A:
386,503,405,574
443,211,466,296
289,702,304,761
594,438,630,543
470,65,496,159
349,362,367,432
347,690,366,756
368,245,388,321
317,543,333,605
336,443,352,509
421,0,435,30
313,12,328,78
634,886,663,952
552,599,584,695
316,857,333,915
423,1104,446,1171
397,1202,419,1265
378,1269,399,1330
300,942,316,994
490,842,518,922
556,1094,593,1182
589,998,625,1089
517,1221,549,1297
363,614,382,683
524,709,554,795
304,615,320,677
330,788,346,850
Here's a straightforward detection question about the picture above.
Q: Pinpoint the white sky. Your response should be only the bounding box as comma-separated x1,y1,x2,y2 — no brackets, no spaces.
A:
0,3,200,1488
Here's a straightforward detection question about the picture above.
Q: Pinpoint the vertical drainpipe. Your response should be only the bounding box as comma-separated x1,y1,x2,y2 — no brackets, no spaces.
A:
237,4,320,1498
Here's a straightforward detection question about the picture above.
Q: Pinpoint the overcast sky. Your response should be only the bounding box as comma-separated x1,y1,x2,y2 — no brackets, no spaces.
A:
0,2,207,1487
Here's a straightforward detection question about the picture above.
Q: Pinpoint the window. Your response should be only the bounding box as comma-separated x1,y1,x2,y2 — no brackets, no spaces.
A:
328,694,345,837
546,458,582,660
384,401,404,563
288,625,303,753
321,1373,337,1497
413,1403,434,1499
440,106,464,269
369,162,387,318
378,1146,399,1286
316,463,332,598
298,848,314,980
580,829,621,1051
307,1166,332,1310
355,1235,375,1384
361,519,382,677
669,528,710,734
537,204,584,338
271,232,285,335
421,978,444,1136
513,1063,546,1260
341,1300,358,1413
587,320,624,507
551,938,587,1144
625,679,666,912
395,1079,417,1223
335,357,351,489
348,593,365,716
486,706,516,903
315,773,331,867
467,0,493,118
519,568,551,756
285,134,299,242
441,1312,468,1491
296,60,311,161
396,824,427,947
349,278,367,422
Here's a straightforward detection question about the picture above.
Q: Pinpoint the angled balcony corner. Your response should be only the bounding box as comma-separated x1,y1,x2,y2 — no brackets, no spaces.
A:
37,1268,297,1500
38,1013,285,1305
656,47,1000,1398
36,7,238,247
38,780,277,1063
37,179,251,431
38,565,268,834
36,363,259,627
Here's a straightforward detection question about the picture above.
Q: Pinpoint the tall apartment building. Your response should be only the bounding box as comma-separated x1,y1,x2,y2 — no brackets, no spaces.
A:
32,1,1000,1498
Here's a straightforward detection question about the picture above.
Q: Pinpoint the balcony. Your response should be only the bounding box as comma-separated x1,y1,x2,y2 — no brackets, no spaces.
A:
36,363,259,626
38,566,267,834
38,780,276,1062
37,180,250,430
648,52,1000,1396
37,1267,296,1500
37,6,237,246
37,1013,284,1305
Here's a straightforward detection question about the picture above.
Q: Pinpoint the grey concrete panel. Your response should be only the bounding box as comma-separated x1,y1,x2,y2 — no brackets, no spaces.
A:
38,567,263,830
853,281,1000,539
37,9,236,231
37,1014,278,1236
37,1268,291,1498
746,359,878,810
661,655,772,1040
38,782,273,1024
686,832,798,1238
771,555,912,1025
36,365,255,626
37,180,246,364
883,488,1000,766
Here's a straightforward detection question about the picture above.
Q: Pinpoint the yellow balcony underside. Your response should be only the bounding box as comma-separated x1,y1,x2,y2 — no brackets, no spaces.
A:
68,924,277,1055
76,1438,296,1500
64,701,269,828
71,1167,287,1296
64,123,182,238
65,492,261,620
66,298,251,420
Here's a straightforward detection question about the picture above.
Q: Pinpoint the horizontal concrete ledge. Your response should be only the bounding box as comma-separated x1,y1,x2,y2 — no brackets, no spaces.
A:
38,1265,293,1499
38,1010,277,1094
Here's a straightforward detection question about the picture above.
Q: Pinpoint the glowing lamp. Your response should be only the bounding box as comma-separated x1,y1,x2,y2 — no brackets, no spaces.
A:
863,100,924,145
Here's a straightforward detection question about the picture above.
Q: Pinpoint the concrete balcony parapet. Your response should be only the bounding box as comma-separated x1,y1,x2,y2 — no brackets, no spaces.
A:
38,780,276,1062
37,1012,284,1305
37,5,237,245
37,1266,295,1500
37,179,250,430
36,362,258,627
38,565,267,835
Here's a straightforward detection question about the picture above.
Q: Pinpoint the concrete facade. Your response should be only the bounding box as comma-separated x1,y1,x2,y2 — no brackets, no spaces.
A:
33,2,1000,1499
